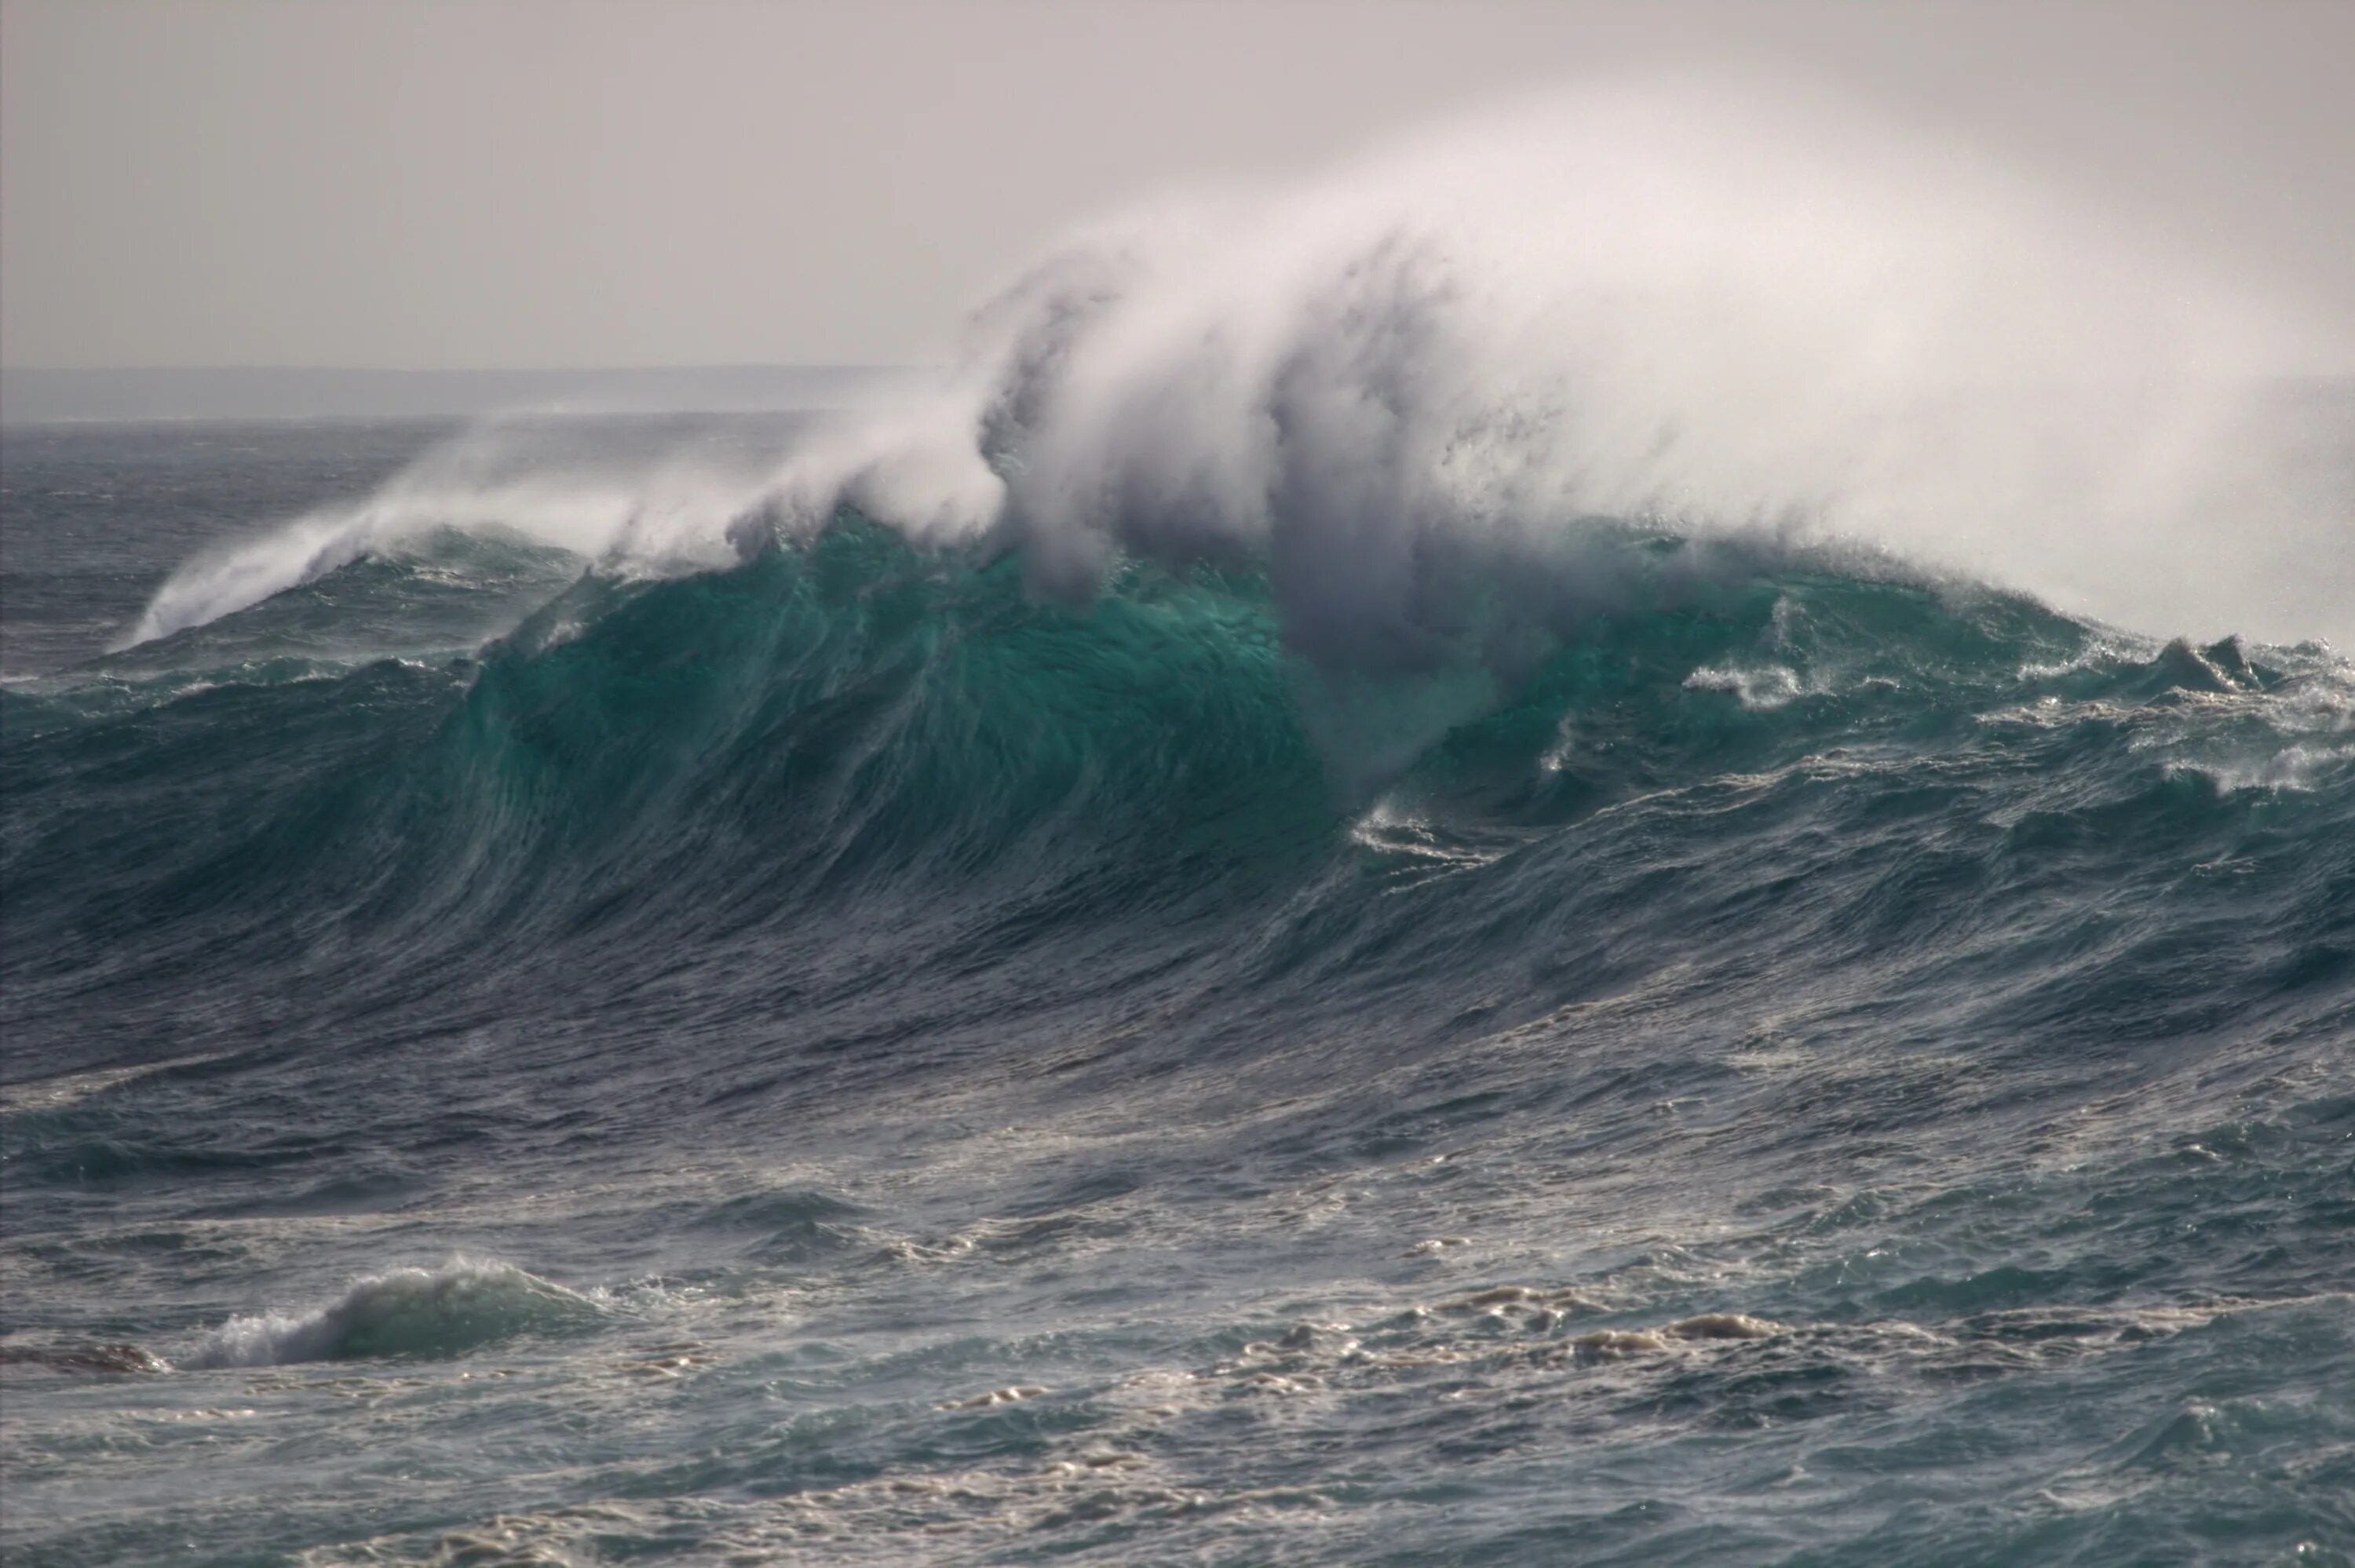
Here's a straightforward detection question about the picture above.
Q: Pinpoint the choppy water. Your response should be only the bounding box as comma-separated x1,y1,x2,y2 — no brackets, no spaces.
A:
2,417,2352,1567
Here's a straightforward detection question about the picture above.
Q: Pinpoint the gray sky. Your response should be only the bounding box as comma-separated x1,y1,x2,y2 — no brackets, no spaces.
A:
4,0,2350,373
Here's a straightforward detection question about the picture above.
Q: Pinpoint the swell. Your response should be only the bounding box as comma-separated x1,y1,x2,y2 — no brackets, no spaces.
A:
4,519,1323,1085
5,514,2350,1116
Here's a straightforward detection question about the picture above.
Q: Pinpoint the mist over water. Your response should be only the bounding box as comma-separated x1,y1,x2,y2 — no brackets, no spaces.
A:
131,79,2353,660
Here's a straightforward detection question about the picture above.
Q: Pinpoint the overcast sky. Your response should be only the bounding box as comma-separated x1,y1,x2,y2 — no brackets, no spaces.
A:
4,0,2350,373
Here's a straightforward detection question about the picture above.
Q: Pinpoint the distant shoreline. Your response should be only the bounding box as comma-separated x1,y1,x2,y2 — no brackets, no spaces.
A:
0,365,918,425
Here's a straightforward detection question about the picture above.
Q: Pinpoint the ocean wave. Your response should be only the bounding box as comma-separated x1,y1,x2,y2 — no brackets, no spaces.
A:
9,75,2352,1568
7,511,2348,1163
15,523,2353,965
181,1260,604,1368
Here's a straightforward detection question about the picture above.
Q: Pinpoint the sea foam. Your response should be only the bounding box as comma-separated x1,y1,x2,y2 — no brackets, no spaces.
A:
183,1259,602,1368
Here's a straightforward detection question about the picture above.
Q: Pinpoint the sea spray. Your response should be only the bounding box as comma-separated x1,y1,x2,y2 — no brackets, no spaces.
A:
122,81,2347,662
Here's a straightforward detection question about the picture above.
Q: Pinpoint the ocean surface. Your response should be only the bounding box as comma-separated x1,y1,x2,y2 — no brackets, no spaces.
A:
2,411,2351,1568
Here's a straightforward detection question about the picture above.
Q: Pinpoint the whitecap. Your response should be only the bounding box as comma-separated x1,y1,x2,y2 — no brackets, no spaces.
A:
183,1259,603,1369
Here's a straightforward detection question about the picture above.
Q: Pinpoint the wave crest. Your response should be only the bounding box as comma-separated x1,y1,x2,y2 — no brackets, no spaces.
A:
183,1260,603,1368
115,80,2350,662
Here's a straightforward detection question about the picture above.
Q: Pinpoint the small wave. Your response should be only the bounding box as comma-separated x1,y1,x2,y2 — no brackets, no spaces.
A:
183,1259,604,1368
2156,635,2263,695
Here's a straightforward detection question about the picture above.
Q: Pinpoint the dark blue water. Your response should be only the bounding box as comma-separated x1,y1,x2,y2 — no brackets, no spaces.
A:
2,418,2351,1567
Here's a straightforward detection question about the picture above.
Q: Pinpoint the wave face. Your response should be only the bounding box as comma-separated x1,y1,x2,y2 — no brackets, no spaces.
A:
4,85,2353,1568
14,504,2347,1101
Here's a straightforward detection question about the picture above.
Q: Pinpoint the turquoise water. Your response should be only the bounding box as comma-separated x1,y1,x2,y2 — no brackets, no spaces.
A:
2,420,2351,1566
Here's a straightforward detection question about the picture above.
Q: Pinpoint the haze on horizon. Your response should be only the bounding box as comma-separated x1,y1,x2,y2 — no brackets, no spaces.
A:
3,0,2353,384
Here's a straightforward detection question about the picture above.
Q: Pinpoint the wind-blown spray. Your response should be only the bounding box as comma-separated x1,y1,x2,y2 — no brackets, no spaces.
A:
127,78,2342,656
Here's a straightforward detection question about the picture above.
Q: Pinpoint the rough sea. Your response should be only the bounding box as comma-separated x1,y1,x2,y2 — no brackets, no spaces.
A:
2,397,2350,1567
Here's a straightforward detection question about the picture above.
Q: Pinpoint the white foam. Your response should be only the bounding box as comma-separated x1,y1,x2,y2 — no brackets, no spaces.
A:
183,1258,601,1369
1683,663,1806,710
2180,742,2354,795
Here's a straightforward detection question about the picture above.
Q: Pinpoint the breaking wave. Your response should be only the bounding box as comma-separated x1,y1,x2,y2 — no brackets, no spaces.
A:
182,1260,604,1368
120,80,2349,662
